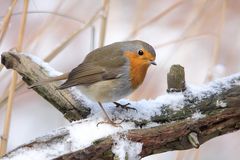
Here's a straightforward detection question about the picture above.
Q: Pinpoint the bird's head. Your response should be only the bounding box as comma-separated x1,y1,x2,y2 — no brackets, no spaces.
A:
122,40,157,89
122,40,156,67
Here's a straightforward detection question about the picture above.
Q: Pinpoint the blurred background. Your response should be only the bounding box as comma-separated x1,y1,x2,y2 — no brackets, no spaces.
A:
0,0,239,159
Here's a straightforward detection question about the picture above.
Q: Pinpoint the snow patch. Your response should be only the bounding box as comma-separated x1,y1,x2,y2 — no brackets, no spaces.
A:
192,111,205,120
67,118,134,151
185,72,240,101
216,100,227,108
234,81,240,86
112,136,143,160
212,64,226,79
2,142,66,160
26,54,62,77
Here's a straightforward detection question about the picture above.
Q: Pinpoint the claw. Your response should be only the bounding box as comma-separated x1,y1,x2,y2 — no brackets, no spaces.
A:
113,102,137,111
97,119,123,128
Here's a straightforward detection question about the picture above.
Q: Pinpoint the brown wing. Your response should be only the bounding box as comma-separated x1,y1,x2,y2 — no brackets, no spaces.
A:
58,62,122,89
58,44,128,89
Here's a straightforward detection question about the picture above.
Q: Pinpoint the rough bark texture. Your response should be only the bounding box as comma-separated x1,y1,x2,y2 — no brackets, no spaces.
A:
1,51,240,160
1,50,90,121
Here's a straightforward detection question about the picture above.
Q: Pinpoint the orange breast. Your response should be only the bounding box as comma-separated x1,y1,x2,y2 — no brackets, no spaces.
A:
124,51,149,89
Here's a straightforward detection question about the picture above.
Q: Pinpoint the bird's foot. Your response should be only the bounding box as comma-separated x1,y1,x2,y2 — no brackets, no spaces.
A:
97,119,123,128
113,102,137,111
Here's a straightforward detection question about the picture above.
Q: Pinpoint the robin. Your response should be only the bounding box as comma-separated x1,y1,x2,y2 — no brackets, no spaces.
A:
31,40,156,126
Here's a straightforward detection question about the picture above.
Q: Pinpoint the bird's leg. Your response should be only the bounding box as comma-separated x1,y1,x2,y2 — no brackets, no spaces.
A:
97,102,122,127
113,102,137,111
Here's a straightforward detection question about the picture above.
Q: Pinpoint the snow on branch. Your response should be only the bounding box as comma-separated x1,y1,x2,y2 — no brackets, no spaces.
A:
1,50,240,160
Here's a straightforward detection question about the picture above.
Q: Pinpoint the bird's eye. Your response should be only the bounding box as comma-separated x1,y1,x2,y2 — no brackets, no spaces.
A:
138,50,144,55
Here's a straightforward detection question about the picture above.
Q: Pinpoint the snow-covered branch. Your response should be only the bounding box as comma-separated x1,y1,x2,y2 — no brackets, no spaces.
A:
1,50,90,121
1,50,240,160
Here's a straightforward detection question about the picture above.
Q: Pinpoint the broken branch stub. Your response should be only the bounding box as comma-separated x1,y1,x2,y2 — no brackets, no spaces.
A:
167,64,186,92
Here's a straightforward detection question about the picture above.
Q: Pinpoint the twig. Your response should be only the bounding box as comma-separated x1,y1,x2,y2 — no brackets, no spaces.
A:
126,0,185,39
0,11,85,24
99,0,110,47
154,33,217,49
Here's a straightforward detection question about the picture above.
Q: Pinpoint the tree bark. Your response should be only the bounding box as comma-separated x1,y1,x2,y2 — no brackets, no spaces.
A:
1,51,240,159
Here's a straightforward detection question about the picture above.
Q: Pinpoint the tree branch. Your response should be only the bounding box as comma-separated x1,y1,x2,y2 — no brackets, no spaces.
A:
1,50,240,159
55,84,240,159
1,50,90,121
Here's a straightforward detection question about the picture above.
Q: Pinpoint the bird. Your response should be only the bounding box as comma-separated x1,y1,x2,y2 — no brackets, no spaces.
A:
31,40,157,126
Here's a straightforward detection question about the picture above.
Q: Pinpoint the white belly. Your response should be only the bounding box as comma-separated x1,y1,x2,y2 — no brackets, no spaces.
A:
78,78,133,102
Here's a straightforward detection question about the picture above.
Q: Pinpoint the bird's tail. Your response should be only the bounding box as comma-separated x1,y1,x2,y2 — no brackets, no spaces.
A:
29,72,69,88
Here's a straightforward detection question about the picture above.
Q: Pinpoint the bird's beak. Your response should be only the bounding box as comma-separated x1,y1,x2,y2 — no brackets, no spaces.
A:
150,61,157,65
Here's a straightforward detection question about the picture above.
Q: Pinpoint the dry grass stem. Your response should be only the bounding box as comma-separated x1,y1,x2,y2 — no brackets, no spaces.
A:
0,11,85,24
131,0,146,38
193,149,200,160
0,80,11,103
0,0,29,156
98,0,110,47
130,0,209,100
152,0,209,70
90,26,95,50
0,80,24,108
132,0,145,28
204,0,226,82
180,0,208,37
24,2,64,51
129,0,186,99
175,151,185,160
0,0,17,44
0,0,17,73
0,64,3,71
0,72,17,156
16,0,29,51
45,7,103,62
127,0,185,39
154,33,217,49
